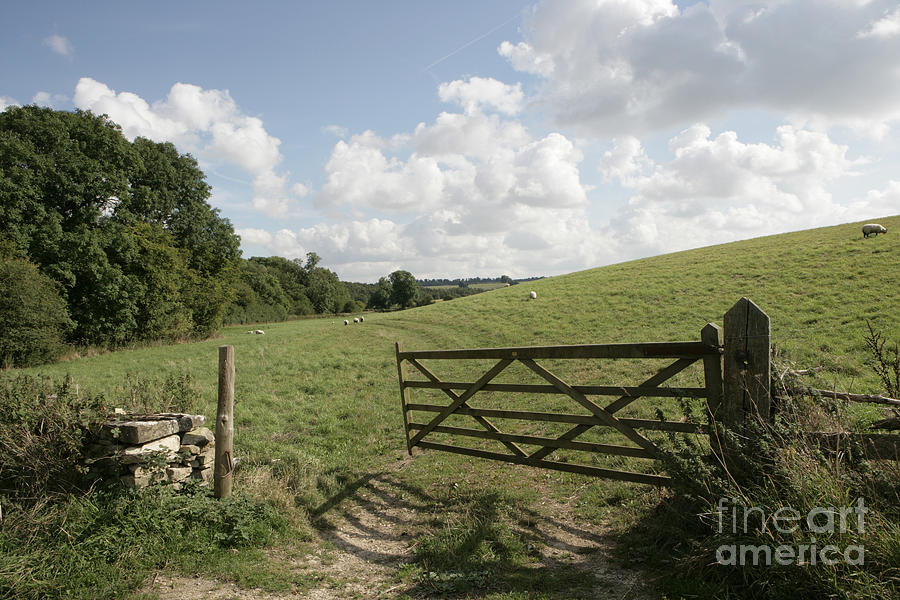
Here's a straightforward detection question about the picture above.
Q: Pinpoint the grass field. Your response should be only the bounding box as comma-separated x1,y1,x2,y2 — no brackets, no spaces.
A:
10,215,900,598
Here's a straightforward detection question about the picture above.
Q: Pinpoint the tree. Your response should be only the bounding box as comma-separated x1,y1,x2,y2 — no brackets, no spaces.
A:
368,277,392,310
249,256,313,315
389,270,419,308
0,259,73,367
0,106,242,346
306,267,349,313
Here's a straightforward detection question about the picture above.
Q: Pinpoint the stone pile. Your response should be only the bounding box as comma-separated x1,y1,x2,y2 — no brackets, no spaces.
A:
84,413,215,489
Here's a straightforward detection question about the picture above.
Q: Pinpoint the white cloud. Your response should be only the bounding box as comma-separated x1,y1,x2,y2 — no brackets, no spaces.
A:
846,180,900,219
601,124,872,257
322,124,348,138
73,77,300,217
497,41,555,77
501,0,900,135
236,228,308,258
294,92,600,279
0,96,19,112
32,91,69,108
438,77,524,116
858,6,900,38
598,136,652,184
43,34,73,57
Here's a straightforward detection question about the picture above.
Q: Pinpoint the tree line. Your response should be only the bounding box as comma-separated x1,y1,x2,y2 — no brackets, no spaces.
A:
0,107,425,367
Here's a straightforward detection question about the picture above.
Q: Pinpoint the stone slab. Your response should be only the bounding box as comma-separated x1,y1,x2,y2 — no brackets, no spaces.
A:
191,467,213,485
156,413,206,432
121,466,166,488
182,427,214,447
120,434,181,464
166,466,193,483
179,444,201,455
101,419,179,445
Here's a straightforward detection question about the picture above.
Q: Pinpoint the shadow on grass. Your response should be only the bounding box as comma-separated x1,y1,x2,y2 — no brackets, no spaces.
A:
303,468,652,599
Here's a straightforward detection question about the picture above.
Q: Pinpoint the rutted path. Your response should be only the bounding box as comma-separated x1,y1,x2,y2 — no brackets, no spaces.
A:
144,461,654,599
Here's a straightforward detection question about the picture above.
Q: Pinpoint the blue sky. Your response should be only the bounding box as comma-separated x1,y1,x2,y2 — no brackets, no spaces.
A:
2,1,898,281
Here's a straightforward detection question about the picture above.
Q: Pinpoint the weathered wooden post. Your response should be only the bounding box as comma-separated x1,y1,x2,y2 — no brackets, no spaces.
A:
215,345,235,499
722,298,772,427
701,322,725,421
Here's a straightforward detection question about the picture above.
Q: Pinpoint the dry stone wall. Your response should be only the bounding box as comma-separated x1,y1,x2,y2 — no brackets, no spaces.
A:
84,413,215,489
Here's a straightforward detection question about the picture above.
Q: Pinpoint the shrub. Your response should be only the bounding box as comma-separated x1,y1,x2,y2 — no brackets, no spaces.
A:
649,357,900,598
0,258,73,367
0,374,107,501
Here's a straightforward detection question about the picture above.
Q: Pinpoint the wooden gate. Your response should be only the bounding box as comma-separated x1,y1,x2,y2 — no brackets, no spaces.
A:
395,323,724,486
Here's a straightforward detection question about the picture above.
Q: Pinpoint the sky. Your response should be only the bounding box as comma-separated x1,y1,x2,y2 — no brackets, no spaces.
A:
2,0,898,282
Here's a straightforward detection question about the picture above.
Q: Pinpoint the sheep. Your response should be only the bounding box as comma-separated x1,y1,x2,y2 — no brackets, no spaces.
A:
359,316,365,322
529,291,537,299
862,223,887,238
255,329,265,335
353,317,359,323
344,319,349,325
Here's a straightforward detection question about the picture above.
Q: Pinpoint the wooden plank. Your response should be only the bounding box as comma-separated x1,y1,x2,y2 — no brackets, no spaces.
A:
803,389,900,408
417,441,672,486
807,432,900,461
604,358,697,414
701,323,725,424
520,358,661,457
395,342,413,455
402,380,710,398
407,358,513,448
405,404,709,433
399,341,717,361
723,297,772,425
408,422,654,458
407,357,526,457
618,418,709,434
527,358,696,461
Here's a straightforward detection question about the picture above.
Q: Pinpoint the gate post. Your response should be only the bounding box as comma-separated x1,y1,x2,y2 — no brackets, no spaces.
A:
701,323,724,422
215,345,235,499
722,298,772,428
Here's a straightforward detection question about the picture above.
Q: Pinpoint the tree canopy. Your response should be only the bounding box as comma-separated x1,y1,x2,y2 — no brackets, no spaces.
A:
389,270,419,308
0,106,375,364
0,106,241,348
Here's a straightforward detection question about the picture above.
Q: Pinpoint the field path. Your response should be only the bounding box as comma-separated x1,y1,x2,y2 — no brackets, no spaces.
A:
145,460,655,599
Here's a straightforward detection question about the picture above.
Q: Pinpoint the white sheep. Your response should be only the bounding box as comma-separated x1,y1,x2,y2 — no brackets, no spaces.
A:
359,316,365,322
344,319,349,326
353,317,359,323
529,291,537,299
862,223,887,238
255,329,265,335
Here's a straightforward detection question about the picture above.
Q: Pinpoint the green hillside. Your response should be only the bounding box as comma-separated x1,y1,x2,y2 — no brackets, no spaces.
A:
9,215,899,599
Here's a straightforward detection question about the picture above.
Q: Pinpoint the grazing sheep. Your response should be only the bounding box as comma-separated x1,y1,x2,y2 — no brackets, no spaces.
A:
344,319,349,325
359,316,364,322
862,223,887,238
529,291,537,299
353,317,359,323
255,329,265,335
